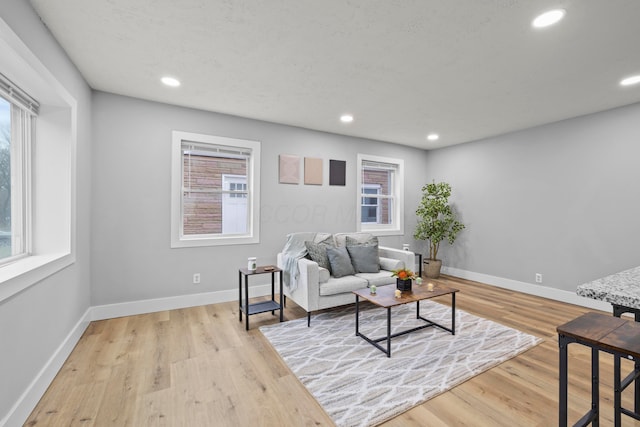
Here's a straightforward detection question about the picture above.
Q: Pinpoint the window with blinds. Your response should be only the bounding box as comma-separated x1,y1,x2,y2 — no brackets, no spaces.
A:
357,154,404,235
171,131,261,247
0,72,37,264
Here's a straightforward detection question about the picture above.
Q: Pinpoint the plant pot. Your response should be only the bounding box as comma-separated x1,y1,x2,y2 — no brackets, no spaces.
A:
424,259,442,279
396,278,412,291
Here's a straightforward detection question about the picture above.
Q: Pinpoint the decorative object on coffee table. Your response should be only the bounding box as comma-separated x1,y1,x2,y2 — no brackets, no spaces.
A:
414,181,465,278
391,267,416,291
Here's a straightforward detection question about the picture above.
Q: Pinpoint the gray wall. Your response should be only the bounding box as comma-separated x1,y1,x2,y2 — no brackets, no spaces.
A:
0,1,92,422
424,101,640,292
91,92,429,305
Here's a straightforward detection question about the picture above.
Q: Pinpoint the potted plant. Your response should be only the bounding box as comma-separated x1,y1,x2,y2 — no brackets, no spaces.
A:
414,181,465,278
391,268,416,291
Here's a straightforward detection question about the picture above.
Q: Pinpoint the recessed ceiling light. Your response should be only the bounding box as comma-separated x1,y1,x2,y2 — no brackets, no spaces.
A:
340,114,354,123
532,9,566,28
620,75,640,86
427,133,439,141
161,76,181,87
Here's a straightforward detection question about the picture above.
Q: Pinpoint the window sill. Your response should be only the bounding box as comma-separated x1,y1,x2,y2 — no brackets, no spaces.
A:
358,225,404,237
171,234,259,248
0,253,74,303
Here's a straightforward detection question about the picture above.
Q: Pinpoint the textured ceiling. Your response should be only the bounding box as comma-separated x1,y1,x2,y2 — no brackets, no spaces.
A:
29,0,640,149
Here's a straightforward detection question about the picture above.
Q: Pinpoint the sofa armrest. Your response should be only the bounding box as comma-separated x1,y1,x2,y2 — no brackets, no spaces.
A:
277,254,321,312
378,246,415,272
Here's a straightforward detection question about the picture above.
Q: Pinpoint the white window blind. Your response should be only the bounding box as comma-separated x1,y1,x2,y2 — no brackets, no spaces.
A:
0,72,39,116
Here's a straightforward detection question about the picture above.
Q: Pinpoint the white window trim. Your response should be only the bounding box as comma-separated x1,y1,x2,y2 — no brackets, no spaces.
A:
0,17,76,302
171,130,261,247
356,153,404,236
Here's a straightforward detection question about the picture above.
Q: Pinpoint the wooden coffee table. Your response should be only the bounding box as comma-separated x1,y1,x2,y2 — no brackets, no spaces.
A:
352,283,459,357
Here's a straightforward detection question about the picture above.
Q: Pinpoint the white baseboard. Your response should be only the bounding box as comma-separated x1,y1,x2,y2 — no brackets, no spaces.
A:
442,266,612,313
89,284,276,321
1,308,92,427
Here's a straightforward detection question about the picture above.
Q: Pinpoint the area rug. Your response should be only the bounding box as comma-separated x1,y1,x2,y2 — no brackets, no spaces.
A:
260,300,542,427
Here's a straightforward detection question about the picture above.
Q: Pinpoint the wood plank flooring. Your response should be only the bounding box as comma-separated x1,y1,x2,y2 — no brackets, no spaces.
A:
25,276,640,426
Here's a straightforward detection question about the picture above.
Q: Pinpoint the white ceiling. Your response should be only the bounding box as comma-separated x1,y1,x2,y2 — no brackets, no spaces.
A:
29,0,640,150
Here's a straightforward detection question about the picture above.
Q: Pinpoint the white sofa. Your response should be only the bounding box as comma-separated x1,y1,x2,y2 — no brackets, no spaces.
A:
277,232,415,326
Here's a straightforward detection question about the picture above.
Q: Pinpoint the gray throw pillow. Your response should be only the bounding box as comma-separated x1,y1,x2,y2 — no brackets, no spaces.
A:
305,240,332,271
345,235,379,247
326,246,355,278
347,245,380,273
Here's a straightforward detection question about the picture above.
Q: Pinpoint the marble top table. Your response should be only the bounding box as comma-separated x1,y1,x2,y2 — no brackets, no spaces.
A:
577,266,640,317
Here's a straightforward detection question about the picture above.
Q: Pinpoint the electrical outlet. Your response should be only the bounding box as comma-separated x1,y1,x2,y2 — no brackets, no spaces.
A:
193,273,201,284
535,273,542,284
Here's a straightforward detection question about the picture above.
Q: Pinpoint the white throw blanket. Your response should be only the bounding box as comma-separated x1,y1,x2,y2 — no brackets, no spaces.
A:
281,232,316,292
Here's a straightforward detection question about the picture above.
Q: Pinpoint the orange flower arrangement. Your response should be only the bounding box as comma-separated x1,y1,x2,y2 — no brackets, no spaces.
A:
391,268,416,281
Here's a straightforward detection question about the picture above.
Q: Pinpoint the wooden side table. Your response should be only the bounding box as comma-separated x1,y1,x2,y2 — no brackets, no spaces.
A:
238,265,283,330
557,312,640,426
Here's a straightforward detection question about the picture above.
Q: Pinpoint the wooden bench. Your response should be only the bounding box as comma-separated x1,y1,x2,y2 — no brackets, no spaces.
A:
557,312,640,426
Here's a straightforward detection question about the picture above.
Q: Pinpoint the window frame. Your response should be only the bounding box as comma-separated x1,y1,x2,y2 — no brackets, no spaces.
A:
356,153,404,236
0,18,76,302
171,131,261,248
0,77,36,266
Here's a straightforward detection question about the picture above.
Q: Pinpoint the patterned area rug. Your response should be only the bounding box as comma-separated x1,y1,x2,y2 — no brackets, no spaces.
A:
260,300,542,427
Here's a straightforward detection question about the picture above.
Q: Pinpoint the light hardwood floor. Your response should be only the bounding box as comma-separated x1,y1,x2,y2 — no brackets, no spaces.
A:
25,276,640,426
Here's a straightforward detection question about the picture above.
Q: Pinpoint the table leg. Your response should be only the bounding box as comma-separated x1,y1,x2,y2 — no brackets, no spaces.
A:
245,274,250,331
386,308,391,358
279,271,283,322
615,353,623,427
559,335,568,427
416,300,420,319
636,312,640,414
238,270,242,322
271,271,275,315
613,304,640,413
452,292,456,335
591,348,599,427
355,295,359,336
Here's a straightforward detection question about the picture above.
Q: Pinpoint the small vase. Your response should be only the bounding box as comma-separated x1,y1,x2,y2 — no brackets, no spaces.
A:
396,278,412,291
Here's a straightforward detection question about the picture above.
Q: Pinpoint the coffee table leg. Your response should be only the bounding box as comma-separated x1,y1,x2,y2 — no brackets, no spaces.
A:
452,292,456,335
387,308,391,358
416,300,420,319
355,295,360,336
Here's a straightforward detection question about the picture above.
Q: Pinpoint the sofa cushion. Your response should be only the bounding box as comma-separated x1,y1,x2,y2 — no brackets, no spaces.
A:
326,246,355,278
334,232,376,247
345,235,378,247
347,244,380,273
318,267,330,284
314,232,334,245
305,235,334,271
356,271,397,287
379,256,404,272
319,275,368,296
